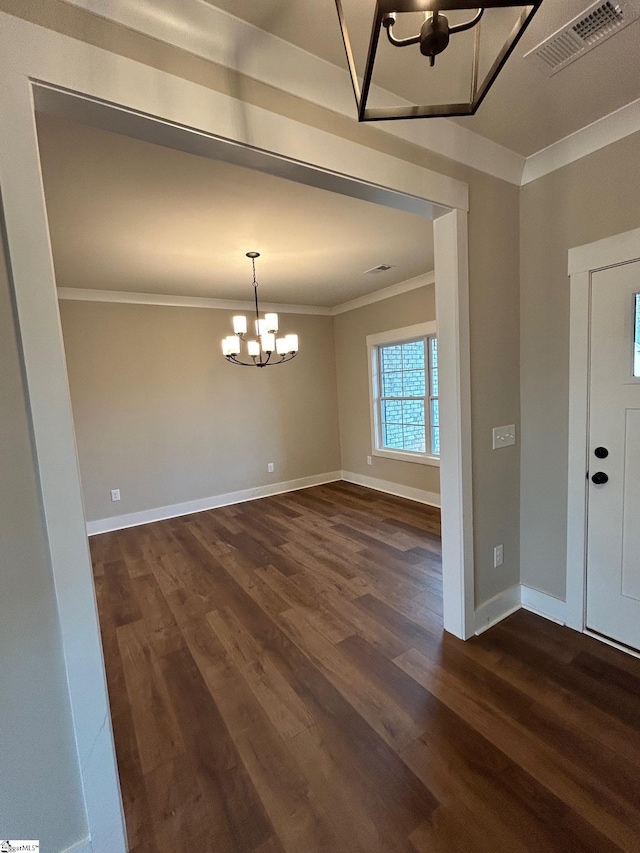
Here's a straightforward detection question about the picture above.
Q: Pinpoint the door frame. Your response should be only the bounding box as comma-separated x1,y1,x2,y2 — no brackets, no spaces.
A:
0,11,473,852
566,226,640,635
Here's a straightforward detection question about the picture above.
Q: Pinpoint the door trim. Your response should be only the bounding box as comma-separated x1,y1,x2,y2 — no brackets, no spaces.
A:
566,226,640,632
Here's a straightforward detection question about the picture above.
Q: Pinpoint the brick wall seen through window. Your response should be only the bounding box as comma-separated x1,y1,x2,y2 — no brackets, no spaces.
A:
376,336,439,457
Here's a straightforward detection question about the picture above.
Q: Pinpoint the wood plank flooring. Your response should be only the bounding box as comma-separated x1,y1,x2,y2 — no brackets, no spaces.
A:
90,481,640,852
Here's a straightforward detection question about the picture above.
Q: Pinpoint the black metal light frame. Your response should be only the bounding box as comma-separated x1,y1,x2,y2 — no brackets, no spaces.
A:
334,0,543,121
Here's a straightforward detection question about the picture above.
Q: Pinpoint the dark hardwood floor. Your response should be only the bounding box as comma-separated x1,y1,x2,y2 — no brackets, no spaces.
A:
90,481,640,852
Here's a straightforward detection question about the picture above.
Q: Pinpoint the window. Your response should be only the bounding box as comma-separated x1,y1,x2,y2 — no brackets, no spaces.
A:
368,322,439,466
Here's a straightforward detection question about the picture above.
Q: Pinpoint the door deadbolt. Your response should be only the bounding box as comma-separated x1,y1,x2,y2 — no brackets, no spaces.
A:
591,471,609,485
594,447,609,459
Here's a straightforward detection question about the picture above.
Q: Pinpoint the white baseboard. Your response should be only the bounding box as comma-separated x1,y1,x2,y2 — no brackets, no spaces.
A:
520,585,566,625
86,471,342,535
87,469,441,535
340,470,441,508
474,584,521,635
474,584,567,634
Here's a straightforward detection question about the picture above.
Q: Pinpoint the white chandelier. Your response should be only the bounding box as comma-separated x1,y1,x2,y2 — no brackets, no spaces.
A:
222,252,299,367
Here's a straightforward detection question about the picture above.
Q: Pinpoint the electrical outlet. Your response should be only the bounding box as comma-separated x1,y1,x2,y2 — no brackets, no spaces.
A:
493,544,504,568
267,462,275,473
111,489,121,502
367,455,372,466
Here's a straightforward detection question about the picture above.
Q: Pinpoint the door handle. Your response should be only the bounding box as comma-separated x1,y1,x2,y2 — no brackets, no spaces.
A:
591,472,609,485
594,446,609,459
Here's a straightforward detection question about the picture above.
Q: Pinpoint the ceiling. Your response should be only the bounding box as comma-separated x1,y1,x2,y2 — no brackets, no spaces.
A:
35,113,433,307
205,0,640,157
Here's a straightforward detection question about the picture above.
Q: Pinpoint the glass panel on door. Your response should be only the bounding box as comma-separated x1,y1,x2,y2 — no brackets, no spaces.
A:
635,293,640,377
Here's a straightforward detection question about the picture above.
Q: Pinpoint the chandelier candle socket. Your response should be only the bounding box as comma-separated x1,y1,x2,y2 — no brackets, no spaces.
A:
222,252,299,367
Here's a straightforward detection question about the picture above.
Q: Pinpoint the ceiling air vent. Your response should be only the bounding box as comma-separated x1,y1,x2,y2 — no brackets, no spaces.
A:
364,264,394,273
525,0,640,77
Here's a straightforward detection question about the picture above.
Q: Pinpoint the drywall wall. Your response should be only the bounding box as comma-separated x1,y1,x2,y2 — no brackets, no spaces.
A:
0,226,87,849
520,130,640,600
334,282,440,498
5,0,521,609
59,300,341,523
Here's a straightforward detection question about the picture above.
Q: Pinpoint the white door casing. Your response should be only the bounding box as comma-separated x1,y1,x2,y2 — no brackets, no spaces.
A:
586,261,640,649
567,227,640,648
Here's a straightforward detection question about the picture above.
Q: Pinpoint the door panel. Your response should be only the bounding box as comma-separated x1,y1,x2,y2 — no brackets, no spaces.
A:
587,261,640,650
622,408,640,602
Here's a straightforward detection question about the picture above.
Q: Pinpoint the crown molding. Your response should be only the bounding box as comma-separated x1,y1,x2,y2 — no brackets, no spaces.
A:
57,273,435,315
332,271,435,315
521,96,640,185
61,0,525,186
56,287,333,315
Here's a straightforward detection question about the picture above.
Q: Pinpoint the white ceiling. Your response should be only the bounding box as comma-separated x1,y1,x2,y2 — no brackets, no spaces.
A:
205,0,640,157
36,113,433,307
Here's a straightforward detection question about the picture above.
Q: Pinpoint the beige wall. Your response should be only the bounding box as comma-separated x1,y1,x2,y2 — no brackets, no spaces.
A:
334,284,440,496
63,289,443,527
520,130,640,600
0,227,87,848
60,300,341,522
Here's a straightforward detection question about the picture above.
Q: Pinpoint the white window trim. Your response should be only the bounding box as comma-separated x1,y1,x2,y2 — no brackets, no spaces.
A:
367,321,439,467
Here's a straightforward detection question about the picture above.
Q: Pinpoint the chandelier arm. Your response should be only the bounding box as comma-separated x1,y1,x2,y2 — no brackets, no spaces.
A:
225,354,262,367
384,22,421,48
225,351,298,367
449,8,484,34
383,8,484,48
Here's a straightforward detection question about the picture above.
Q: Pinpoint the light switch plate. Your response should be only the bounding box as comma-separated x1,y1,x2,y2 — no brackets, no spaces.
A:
493,424,516,450
110,489,121,502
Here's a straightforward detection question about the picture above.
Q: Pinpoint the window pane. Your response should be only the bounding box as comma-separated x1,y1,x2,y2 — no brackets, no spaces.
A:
403,369,425,397
382,371,403,396
431,427,440,456
635,293,640,378
403,425,426,452
430,398,439,428
402,340,425,370
383,423,404,449
382,399,402,423
375,338,430,457
381,344,402,372
430,337,439,395
402,399,425,425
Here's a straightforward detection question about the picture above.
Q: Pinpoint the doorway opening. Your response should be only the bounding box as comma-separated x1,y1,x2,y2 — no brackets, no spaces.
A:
3,61,472,848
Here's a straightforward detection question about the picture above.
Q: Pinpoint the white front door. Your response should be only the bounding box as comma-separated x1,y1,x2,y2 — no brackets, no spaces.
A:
587,260,640,650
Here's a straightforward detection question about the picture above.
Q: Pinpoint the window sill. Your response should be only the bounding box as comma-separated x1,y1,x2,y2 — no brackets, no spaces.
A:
372,448,440,467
